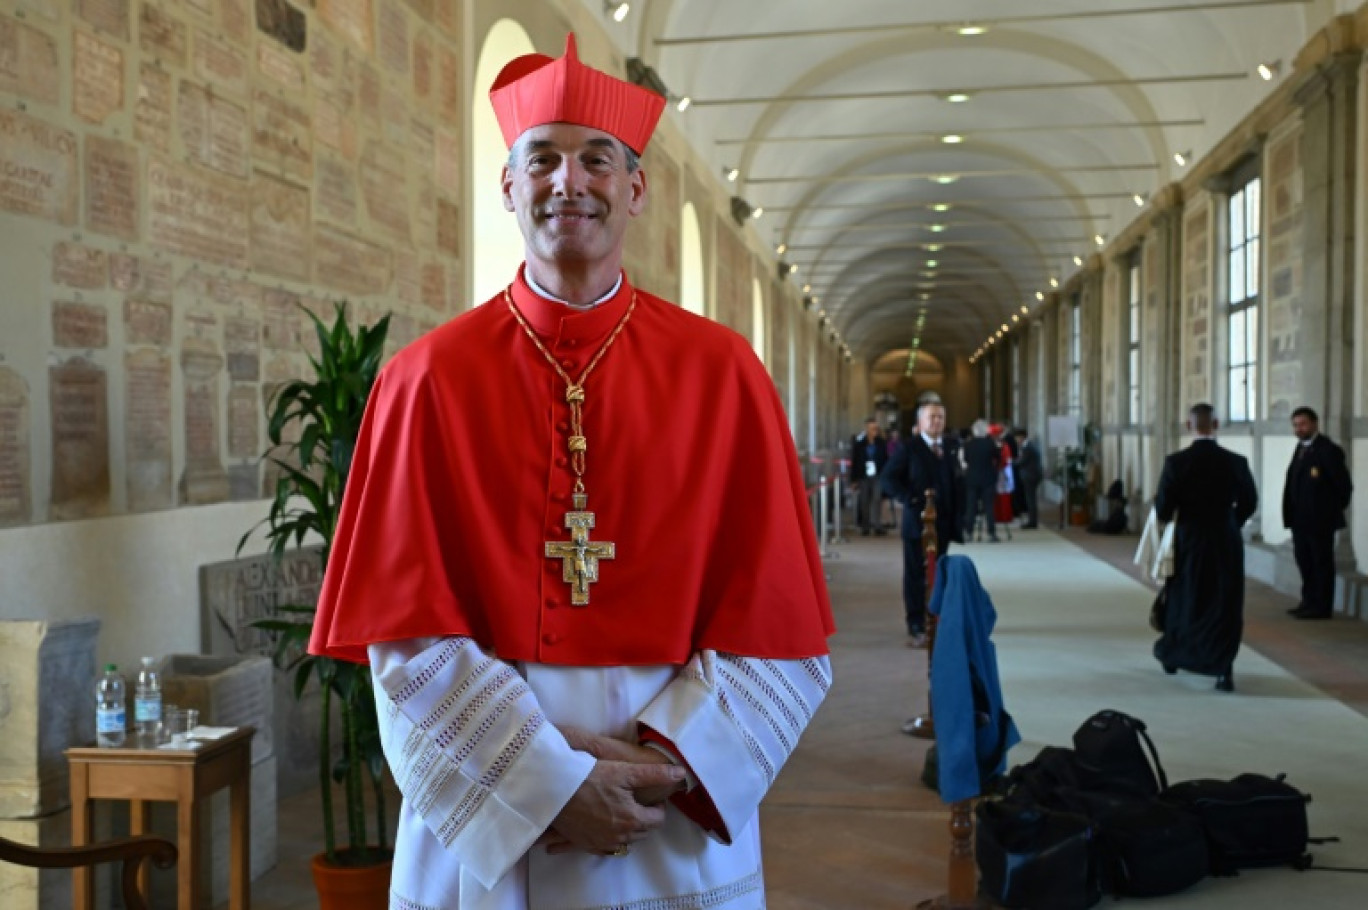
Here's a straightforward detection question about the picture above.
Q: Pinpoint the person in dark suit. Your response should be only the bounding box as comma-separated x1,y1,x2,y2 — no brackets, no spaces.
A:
850,417,888,536
882,398,963,646
1153,404,1258,692
1012,428,1043,529
962,420,1000,542
1283,406,1353,620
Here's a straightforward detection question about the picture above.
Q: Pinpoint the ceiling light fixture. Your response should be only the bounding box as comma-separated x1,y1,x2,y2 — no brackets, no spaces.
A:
930,224,947,233
1020,305,1029,314
606,1,631,22
932,203,951,213
802,284,811,293
926,244,943,252
1173,150,1190,167
1073,255,1084,266
675,95,692,112
926,260,939,268
932,174,959,185
1132,193,1145,207
1094,234,1106,247
944,92,972,104
1257,60,1281,81
941,134,964,145
1013,315,1020,323
725,166,739,182
776,243,787,255
1035,291,1044,301
1049,278,1059,288
751,206,764,219
957,24,988,36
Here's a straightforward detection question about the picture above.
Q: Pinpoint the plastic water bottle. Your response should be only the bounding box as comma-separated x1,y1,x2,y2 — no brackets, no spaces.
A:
134,657,162,739
95,664,126,748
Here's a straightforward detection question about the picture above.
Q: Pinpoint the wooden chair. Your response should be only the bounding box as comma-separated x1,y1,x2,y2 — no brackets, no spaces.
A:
0,832,177,910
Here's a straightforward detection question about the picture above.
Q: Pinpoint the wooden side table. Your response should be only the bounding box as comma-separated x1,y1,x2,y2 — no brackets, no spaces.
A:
66,727,254,910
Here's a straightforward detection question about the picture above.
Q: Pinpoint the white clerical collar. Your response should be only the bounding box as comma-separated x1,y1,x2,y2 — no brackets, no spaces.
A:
1193,433,1217,441
921,432,940,448
1300,433,1318,447
525,271,623,310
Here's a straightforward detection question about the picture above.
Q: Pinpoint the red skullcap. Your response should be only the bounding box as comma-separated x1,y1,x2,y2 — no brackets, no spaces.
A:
489,33,666,155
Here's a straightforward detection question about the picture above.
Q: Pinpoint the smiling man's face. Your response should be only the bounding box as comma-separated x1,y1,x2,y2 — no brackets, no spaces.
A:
502,122,646,283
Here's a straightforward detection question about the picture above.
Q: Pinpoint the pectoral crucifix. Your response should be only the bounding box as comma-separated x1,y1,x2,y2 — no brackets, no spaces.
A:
544,493,616,605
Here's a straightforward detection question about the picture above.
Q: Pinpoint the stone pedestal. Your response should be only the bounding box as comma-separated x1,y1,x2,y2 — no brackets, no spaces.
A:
0,618,101,818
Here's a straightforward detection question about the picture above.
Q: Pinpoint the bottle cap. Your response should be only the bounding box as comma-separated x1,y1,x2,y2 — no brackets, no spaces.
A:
104,663,117,672
141,656,155,666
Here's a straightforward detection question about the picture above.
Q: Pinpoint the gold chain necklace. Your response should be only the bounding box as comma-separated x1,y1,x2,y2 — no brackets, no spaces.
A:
503,286,637,606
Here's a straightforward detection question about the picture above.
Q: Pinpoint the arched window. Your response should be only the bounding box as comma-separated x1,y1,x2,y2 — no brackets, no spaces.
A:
680,203,705,315
471,21,536,306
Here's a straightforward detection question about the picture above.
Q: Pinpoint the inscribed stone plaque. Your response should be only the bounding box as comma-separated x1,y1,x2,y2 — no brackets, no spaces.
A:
200,546,323,657
49,360,110,519
125,348,172,511
438,46,459,120
250,171,312,282
178,81,249,178
409,118,435,181
194,30,247,95
183,0,213,15
52,301,108,348
184,306,217,342
252,88,312,179
51,241,106,290
308,27,346,103
125,297,173,346
261,289,301,350
412,30,431,99
422,262,445,312
317,0,374,54
313,96,357,160
84,134,140,241
222,0,252,42
358,62,380,124
405,0,433,21
138,3,187,67
227,385,259,458
0,108,79,225
148,155,250,268
225,317,261,382
256,0,306,50
257,40,305,91
314,225,389,296
315,153,356,225
135,63,173,151
413,172,435,250
181,347,229,504
436,198,461,260
0,368,31,526
73,30,123,125
359,140,410,240
76,0,130,39
394,250,420,305
0,16,60,105
382,81,406,142
435,125,459,194
378,0,409,77
434,0,458,38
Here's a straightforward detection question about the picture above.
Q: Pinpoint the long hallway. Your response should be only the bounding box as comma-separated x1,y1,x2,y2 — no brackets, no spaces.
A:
240,528,1368,909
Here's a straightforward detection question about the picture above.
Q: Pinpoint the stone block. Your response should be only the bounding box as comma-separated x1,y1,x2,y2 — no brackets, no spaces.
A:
0,808,113,910
0,618,100,818
148,753,278,909
160,655,273,764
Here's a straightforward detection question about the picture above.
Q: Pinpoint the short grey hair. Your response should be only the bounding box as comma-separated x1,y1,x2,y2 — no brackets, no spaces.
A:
972,419,989,437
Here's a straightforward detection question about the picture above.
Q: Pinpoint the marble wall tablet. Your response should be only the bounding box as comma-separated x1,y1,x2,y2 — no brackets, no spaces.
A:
227,385,259,459
52,301,108,349
438,45,459,121
138,2,187,68
51,242,107,290
76,0,130,40
315,152,357,225
0,16,60,106
124,297,174,346
313,224,389,297
252,88,312,180
261,288,301,350
317,0,375,54
135,63,173,151
124,348,172,511
0,109,79,225
148,155,250,268
422,262,446,312
378,0,410,77
194,29,248,96
249,170,312,282
412,30,432,100
434,0,459,38
178,81,250,178
357,62,380,124
0,368,31,527
224,316,261,382
257,40,305,92
436,197,460,259
359,140,409,240
49,359,110,520
73,30,124,125
222,0,252,42
84,134,140,241
180,345,229,504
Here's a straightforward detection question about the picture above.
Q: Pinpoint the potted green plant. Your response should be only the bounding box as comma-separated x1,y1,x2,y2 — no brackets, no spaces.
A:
240,303,393,908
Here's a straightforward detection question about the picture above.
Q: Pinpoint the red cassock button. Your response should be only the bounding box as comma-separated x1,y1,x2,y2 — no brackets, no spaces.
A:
542,632,563,645
556,456,568,467
560,359,575,370
557,421,570,432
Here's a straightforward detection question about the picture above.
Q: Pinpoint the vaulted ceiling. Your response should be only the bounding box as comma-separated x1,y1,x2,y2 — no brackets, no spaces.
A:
585,0,1345,368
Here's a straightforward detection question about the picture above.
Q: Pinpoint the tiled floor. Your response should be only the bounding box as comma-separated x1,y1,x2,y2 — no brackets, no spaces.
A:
225,523,1368,909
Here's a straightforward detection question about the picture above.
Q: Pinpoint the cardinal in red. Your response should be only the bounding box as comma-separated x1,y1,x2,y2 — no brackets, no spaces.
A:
309,33,834,910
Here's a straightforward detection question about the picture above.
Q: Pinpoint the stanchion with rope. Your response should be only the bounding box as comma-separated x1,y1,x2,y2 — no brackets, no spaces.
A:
831,458,850,544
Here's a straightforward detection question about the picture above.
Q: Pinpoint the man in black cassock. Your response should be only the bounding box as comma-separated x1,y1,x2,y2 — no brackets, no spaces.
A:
883,397,963,649
1153,404,1258,692
1283,405,1353,620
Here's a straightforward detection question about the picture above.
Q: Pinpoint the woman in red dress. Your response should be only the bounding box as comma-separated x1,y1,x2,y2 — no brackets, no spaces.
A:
991,425,1015,538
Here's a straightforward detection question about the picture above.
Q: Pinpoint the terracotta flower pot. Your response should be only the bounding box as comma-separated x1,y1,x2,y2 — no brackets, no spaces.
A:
311,851,393,910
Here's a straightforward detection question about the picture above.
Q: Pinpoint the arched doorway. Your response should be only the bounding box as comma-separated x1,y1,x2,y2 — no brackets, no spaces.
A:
751,278,766,364
472,20,536,306
680,202,705,316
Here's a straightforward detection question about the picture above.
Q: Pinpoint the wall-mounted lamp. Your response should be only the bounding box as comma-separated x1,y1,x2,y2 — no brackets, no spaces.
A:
1093,234,1106,247
941,134,964,145
1257,60,1281,81
605,2,631,23
1173,150,1191,167
674,95,692,112
724,166,739,182
729,196,753,226
1073,255,1084,266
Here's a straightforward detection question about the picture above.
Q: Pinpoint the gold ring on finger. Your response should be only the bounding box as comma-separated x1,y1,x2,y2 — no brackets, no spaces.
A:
611,845,630,857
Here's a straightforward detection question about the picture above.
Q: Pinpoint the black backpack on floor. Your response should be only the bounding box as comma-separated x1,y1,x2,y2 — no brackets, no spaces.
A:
1054,788,1210,898
1072,709,1167,798
1162,773,1314,874
975,799,1103,910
